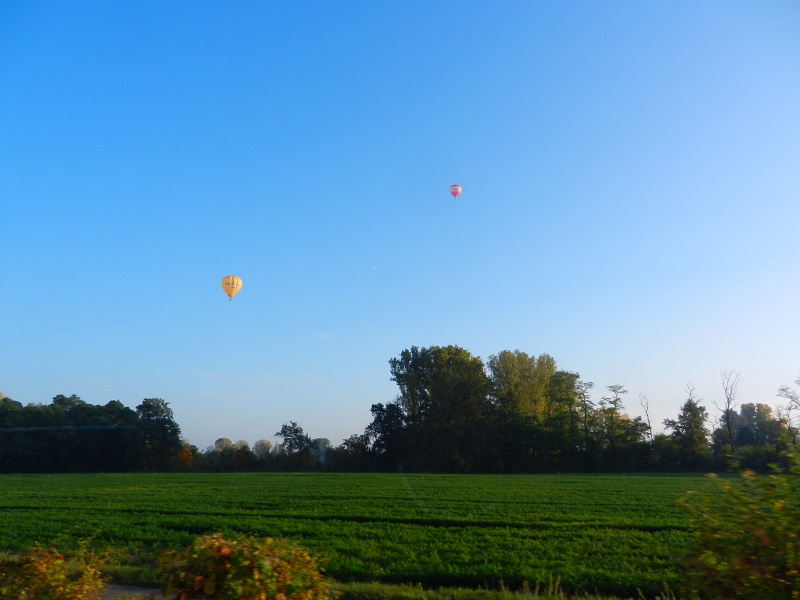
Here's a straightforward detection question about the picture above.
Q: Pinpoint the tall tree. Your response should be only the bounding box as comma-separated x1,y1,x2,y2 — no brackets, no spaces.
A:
600,384,628,465
275,422,312,454
136,398,182,471
385,345,492,471
715,370,740,451
577,380,597,467
637,393,653,442
275,421,312,468
366,402,405,468
424,345,492,471
663,387,709,470
488,351,555,418
544,370,581,470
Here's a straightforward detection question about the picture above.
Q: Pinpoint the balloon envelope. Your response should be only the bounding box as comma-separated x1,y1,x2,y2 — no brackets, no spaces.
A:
449,184,462,198
221,276,242,300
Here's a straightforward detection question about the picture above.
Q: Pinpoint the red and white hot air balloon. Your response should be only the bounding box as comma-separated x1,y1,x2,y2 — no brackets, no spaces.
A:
449,184,462,199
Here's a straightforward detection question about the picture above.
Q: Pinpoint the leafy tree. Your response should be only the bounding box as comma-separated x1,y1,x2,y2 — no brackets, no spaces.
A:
327,433,373,471
663,388,710,471
275,422,312,468
365,402,405,468
276,422,312,454
0,396,25,473
711,403,786,471
599,384,628,465
253,439,272,460
425,345,493,471
543,370,581,470
486,352,560,472
136,398,182,471
738,404,782,446
386,345,492,471
651,432,681,471
385,346,436,469
172,441,197,471
487,350,555,418
577,380,597,467
592,385,649,470
197,439,257,472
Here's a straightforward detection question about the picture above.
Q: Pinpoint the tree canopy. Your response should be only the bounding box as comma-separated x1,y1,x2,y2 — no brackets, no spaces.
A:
0,395,181,473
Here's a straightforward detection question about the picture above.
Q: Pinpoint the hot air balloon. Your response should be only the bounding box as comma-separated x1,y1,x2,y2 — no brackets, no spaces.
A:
221,276,242,301
449,184,462,199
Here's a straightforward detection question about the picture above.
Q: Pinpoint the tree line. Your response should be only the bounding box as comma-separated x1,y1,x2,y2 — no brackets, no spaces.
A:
0,394,181,473
2,345,798,473
314,346,797,473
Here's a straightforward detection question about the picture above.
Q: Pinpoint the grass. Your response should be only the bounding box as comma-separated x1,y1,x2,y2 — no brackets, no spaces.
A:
101,581,679,600
332,580,679,600
0,472,709,597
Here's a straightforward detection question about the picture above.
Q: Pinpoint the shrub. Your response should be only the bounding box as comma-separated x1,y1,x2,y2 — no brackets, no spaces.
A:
682,446,800,599
159,533,334,600
0,542,106,599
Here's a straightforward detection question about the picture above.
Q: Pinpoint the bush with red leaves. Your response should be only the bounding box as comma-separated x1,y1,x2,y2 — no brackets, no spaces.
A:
159,533,334,600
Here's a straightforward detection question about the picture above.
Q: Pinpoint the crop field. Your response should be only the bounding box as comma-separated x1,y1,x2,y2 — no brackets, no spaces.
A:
0,473,711,597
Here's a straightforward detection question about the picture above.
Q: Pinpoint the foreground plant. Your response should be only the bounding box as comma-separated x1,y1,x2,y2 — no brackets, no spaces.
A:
0,542,106,600
682,445,800,599
159,533,334,600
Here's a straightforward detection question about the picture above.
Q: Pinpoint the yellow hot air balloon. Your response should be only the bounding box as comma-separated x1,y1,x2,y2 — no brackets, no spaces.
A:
221,276,242,301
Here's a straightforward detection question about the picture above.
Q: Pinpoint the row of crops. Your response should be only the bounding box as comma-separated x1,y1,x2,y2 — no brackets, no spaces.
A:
0,472,710,597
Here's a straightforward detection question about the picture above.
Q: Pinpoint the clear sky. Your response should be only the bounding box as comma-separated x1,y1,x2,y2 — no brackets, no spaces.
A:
1,1,799,449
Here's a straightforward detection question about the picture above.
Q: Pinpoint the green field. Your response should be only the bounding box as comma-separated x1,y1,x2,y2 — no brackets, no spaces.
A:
0,473,710,597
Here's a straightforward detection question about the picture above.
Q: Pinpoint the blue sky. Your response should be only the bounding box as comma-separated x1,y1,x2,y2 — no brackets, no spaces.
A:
1,1,799,448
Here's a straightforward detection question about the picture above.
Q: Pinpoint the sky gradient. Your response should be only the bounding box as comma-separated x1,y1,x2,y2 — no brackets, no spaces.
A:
1,1,799,448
